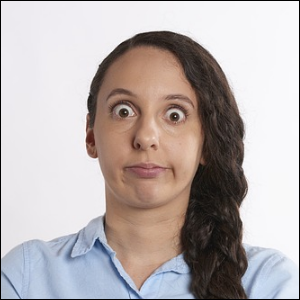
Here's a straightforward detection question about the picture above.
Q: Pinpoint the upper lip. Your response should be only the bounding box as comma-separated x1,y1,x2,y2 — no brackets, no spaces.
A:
126,162,167,169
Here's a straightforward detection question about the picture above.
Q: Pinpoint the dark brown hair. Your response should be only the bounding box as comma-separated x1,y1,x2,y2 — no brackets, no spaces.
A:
87,31,248,299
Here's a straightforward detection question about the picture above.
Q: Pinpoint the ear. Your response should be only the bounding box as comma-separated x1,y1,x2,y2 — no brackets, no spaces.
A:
199,155,205,166
85,114,98,158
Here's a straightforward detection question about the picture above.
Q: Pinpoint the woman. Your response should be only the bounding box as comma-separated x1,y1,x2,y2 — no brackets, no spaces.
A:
1,31,299,299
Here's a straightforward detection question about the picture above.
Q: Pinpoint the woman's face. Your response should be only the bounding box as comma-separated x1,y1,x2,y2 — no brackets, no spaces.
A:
86,47,204,210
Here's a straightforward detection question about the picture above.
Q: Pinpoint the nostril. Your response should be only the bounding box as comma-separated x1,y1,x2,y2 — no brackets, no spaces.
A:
133,136,159,151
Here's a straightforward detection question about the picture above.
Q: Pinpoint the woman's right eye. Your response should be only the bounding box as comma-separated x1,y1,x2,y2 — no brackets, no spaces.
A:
111,103,135,119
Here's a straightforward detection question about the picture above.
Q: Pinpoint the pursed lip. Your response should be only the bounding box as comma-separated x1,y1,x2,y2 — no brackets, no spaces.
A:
125,162,169,178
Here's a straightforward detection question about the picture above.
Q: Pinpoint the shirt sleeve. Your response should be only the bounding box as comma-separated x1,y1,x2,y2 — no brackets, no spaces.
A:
1,244,26,299
249,251,299,299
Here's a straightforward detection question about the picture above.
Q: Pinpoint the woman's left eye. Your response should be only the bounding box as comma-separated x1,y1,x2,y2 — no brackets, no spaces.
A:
165,107,187,124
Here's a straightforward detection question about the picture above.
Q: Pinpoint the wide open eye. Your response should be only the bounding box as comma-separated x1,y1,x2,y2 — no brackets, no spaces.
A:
165,107,187,124
111,103,135,119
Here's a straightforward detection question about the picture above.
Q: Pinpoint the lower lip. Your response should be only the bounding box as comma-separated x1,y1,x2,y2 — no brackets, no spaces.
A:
126,167,167,178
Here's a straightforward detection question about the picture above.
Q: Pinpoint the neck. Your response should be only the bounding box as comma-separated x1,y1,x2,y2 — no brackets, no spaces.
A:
104,202,187,290
105,208,185,261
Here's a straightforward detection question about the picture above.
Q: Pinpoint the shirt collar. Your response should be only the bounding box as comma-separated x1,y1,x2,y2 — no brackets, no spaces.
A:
154,253,190,274
71,215,107,257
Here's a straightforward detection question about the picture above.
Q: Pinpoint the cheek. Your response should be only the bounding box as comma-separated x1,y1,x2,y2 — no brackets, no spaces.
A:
95,127,130,168
96,140,123,182
169,134,203,169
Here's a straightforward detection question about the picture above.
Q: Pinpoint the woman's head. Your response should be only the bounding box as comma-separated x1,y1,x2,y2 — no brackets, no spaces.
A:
87,30,247,206
86,45,204,210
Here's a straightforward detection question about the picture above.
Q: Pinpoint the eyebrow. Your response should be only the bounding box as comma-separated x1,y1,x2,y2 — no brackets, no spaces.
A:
106,88,137,101
165,94,195,108
106,88,195,108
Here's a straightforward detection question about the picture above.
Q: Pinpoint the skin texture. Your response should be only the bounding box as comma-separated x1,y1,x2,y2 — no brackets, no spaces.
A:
86,47,205,289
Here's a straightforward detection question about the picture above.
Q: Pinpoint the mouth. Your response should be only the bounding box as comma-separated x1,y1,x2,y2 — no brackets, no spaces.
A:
125,162,168,179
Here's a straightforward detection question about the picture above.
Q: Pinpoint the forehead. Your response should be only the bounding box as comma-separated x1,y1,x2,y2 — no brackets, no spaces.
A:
111,46,180,69
99,46,196,100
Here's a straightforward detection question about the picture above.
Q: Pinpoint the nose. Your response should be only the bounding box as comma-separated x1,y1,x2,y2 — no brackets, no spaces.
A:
133,117,159,151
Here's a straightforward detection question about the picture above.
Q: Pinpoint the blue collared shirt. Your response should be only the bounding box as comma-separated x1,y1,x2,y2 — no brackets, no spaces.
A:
1,216,299,299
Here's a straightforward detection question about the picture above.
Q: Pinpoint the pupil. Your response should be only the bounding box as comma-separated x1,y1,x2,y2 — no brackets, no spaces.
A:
171,112,179,121
119,109,129,117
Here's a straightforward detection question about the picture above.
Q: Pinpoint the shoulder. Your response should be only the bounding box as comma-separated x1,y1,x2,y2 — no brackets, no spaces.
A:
1,232,79,276
243,244,299,299
1,216,105,299
1,233,78,299
1,215,104,267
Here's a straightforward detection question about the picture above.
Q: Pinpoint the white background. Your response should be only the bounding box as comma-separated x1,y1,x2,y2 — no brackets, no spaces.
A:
1,1,299,265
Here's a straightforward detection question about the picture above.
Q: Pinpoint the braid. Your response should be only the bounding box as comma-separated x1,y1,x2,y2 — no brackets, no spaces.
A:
182,193,248,299
181,57,248,298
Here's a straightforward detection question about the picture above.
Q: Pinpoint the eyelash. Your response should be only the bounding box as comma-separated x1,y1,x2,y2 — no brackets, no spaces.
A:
108,100,190,123
108,100,134,116
167,104,190,123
